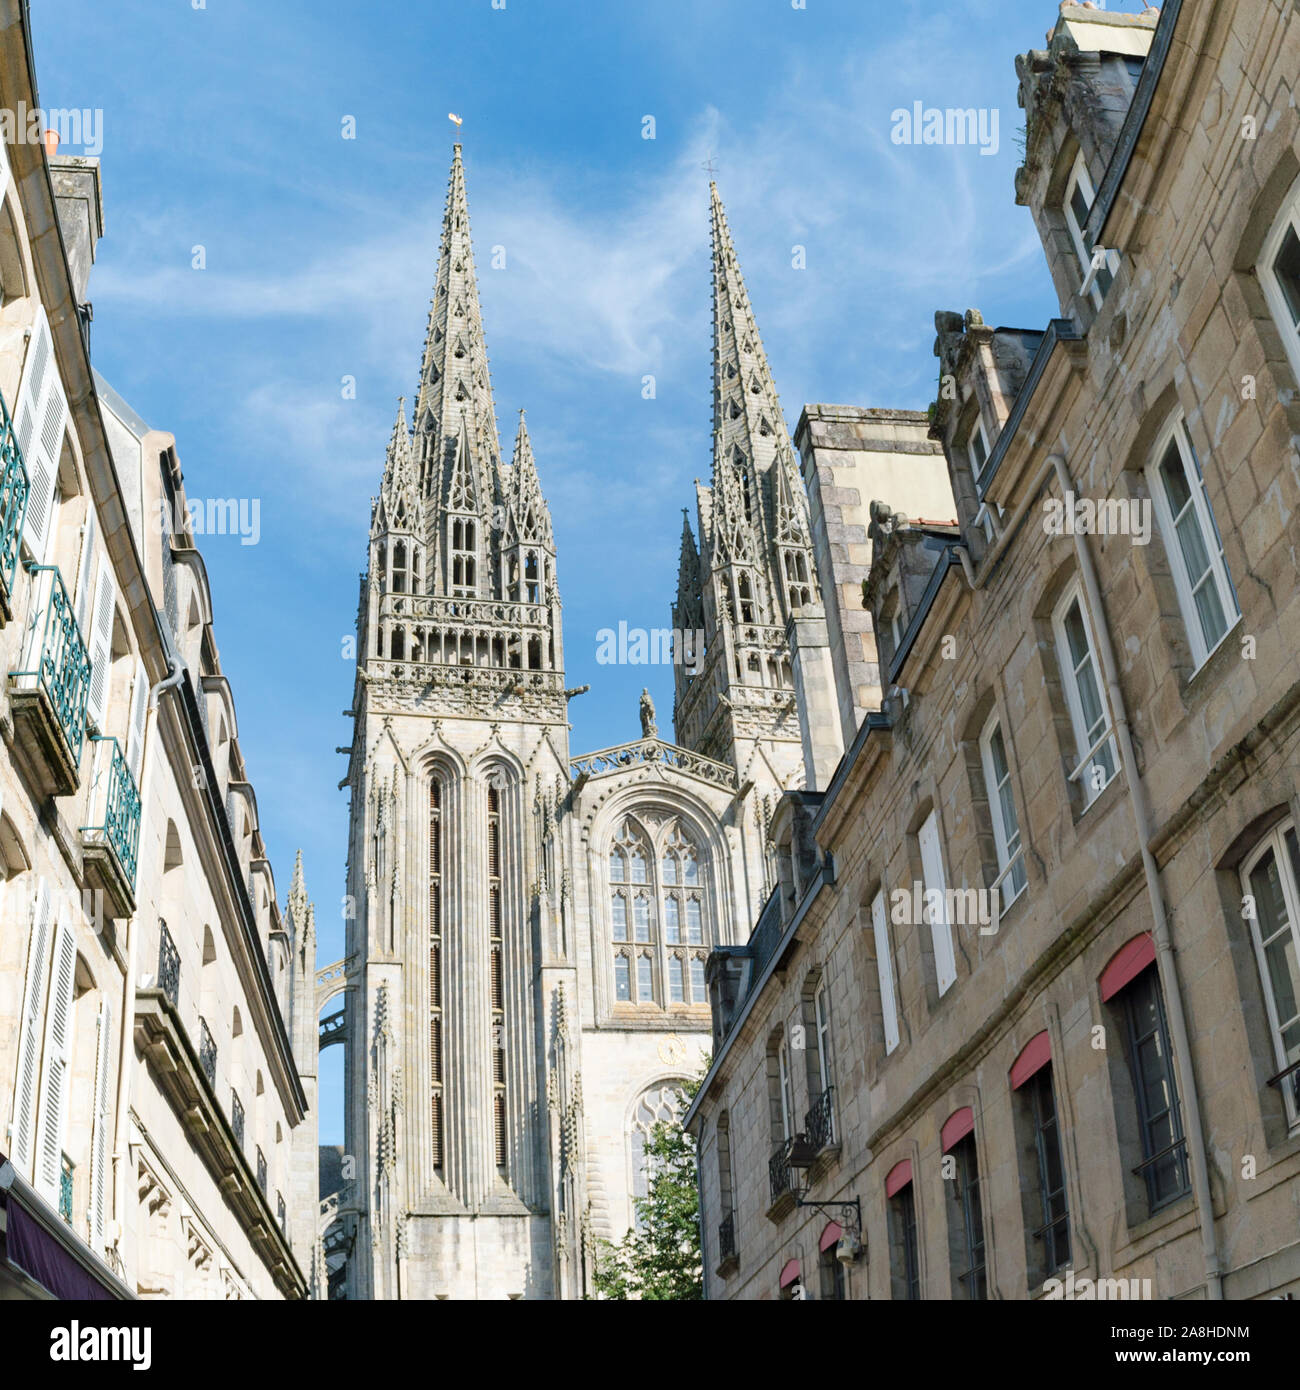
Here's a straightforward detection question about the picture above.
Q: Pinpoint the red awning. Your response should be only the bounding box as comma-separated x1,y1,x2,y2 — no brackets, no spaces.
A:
884,1158,912,1197
941,1106,974,1153
1010,1030,1052,1090
779,1257,802,1289
819,1221,842,1253
1100,934,1156,1002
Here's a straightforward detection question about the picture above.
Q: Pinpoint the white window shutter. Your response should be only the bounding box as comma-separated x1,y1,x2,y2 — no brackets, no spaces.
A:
85,556,117,730
90,998,112,1249
14,306,67,564
126,656,148,782
871,891,901,1054
74,509,98,637
10,878,53,1179
919,810,957,995
35,910,76,1206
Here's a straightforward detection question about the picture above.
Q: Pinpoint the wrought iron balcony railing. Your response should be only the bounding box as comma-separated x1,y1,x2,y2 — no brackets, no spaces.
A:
199,1017,217,1087
0,391,29,599
256,1147,268,1195
804,1085,836,1154
81,735,142,886
10,563,91,766
277,1193,286,1232
59,1153,73,1225
231,1092,245,1149
768,1140,793,1204
717,1212,736,1263
157,922,180,1010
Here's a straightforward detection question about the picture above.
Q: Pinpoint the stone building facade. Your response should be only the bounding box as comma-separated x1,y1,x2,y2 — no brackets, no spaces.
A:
685,1,1300,1301
0,1,315,1299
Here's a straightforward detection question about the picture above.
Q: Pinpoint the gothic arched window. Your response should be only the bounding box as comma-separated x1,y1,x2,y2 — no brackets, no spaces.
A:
630,1081,689,1223
608,818,711,1010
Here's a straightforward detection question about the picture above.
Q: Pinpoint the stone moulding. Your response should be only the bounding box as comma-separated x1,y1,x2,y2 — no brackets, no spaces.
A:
568,737,738,790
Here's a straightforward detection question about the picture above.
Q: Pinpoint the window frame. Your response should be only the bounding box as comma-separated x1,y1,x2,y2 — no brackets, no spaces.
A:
966,415,991,487
1063,152,1118,308
870,889,901,1054
1051,579,1119,810
979,711,1027,910
1240,819,1300,1130
918,809,957,996
889,1182,921,1301
1258,175,1300,389
948,1134,987,1301
1145,415,1239,669
1119,965,1191,1214
1026,1067,1071,1278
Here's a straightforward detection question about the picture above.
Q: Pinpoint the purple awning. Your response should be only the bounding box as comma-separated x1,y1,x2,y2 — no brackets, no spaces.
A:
6,1199,117,1300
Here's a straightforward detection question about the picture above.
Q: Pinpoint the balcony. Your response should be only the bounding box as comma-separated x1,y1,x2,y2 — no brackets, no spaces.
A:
277,1193,286,1233
716,1212,738,1276
199,1018,217,1088
256,1147,267,1196
81,735,142,919
157,924,180,1010
59,1153,73,1225
767,1140,797,1221
232,1093,245,1150
0,392,29,623
804,1085,838,1160
8,564,91,796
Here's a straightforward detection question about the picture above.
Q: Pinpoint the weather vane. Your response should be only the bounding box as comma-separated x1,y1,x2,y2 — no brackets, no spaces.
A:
449,112,464,142
702,154,719,180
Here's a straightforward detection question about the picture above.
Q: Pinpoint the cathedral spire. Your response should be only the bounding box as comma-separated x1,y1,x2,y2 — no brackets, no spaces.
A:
507,410,553,549
414,144,503,489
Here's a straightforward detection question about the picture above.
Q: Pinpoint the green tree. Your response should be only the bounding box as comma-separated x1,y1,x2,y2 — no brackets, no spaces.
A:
592,1071,705,1300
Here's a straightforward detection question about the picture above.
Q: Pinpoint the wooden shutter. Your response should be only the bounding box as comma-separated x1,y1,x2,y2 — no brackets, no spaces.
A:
13,306,67,564
126,657,148,782
85,554,117,729
919,810,957,995
871,890,901,1054
74,508,98,636
10,878,53,1178
90,998,112,1249
35,910,76,1205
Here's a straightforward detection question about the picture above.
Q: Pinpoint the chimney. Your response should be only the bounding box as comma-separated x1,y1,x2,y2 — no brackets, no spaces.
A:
48,156,104,305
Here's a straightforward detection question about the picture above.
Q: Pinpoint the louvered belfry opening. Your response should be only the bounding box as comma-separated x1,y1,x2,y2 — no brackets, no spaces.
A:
488,781,507,1174
429,779,444,1171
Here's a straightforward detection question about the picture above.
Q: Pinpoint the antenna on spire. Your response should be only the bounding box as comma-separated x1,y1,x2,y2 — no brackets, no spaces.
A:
702,155,719,181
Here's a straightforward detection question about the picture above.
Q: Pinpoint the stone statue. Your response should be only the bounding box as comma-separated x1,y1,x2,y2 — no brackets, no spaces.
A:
639,688,658,740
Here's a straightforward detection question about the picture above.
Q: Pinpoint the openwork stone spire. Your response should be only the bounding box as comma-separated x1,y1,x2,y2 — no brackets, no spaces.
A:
414,144,503,498
506,411,553,549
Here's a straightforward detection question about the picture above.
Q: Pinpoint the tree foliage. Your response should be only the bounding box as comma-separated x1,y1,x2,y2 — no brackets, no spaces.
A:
592,1071,705,1300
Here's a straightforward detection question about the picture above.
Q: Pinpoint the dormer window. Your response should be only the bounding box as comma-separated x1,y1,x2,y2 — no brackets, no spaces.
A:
1064,153,1118,309
966,417,991,486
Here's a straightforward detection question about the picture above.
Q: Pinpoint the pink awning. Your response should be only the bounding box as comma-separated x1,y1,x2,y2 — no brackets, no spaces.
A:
779,1257,802,1289
941,1106,974,1153
1100,933,1156,1002
819,1221,842,1253
1010,1030,1052,1090
884,1158,912,1197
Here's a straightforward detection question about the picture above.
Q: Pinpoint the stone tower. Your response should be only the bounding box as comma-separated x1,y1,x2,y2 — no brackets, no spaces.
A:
672,185,829,792
341,145,569,1300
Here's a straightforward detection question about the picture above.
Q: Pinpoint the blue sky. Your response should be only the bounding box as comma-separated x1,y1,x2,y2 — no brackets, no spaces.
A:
29,0,1140,1142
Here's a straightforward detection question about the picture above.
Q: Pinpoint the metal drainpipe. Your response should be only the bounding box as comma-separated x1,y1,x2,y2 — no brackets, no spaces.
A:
109,652,184,1266
950,453,1224,1298
1050,452,1223,1299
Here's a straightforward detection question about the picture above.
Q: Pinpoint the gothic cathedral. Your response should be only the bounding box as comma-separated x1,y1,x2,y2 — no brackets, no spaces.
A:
341,146,834,1298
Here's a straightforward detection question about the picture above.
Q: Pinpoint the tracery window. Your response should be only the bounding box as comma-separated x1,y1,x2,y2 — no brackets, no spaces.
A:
429,780,444,1170
608,817,710,1009
630,1081,689,1222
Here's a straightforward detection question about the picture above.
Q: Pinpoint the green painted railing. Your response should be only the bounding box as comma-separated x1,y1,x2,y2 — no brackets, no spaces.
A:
0,391,29,595
11,564,91,765
81,735,142,886
59,1153,73,1224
